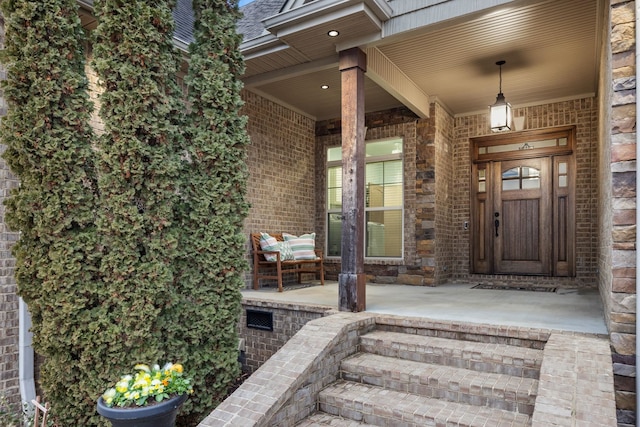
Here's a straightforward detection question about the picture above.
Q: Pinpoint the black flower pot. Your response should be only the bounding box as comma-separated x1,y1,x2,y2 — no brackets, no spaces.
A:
97,393,187,427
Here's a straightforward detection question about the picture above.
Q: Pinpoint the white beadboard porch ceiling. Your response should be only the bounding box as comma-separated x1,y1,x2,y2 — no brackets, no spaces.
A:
241,0,602,121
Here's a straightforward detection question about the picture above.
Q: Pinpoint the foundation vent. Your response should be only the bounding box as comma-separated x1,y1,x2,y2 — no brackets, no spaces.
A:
246,309,274,331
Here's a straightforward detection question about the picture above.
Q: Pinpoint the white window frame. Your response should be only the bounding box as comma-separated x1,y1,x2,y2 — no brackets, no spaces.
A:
326,137,404,260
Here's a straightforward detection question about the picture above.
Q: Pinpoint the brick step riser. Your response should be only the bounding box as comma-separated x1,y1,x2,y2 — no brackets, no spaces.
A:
318,381,531,427
296,412,378,427
341,366,536,415
375,324,546,350
359,339,541,379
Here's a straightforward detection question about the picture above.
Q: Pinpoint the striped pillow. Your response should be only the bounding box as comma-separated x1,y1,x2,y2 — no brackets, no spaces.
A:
259,232,279,261
278,240,294,261
283,232,317,260
259,232,294,261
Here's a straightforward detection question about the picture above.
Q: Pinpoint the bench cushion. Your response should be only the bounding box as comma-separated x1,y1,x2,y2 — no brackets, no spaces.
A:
283,232,317,260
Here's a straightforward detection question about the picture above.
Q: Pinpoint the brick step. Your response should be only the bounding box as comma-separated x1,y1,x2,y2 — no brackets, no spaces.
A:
319,380,531,427
341,353,538,414
375,322,546,350
360,330,542,378
296,412,378,426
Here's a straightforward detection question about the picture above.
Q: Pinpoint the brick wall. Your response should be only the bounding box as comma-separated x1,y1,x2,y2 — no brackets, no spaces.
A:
241,90,317,287
433,104,455,283
239,299,332,373
605,1,636,425
452,98,598,285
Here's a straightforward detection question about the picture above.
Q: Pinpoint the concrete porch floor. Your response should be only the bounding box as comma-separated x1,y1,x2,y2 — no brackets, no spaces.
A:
241,281,608,335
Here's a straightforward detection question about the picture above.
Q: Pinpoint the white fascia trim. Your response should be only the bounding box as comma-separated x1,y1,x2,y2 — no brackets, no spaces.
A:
278,3,383,40
264,0,391,34
240,33,287,58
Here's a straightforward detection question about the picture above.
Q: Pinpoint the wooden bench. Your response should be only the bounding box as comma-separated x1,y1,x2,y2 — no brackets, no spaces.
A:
250,233,324,292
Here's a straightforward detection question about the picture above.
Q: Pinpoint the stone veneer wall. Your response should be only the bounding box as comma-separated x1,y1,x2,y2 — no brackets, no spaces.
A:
605,1,636,425
0,14,20,408
241,90,317,287
315,108,429,284
452,97,598,286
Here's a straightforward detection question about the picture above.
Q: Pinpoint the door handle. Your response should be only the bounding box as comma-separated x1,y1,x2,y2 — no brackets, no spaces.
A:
494,212,500,237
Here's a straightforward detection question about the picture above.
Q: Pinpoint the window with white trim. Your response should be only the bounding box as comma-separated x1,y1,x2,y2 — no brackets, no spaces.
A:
326,138,404,258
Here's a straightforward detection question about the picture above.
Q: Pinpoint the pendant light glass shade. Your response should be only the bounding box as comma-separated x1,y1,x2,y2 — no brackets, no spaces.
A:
489,61,512,132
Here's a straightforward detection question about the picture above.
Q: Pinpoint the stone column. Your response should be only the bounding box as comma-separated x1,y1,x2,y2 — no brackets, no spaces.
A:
609,1,637,425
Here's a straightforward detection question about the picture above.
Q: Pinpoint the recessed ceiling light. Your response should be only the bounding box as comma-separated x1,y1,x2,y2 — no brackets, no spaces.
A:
321,84,329,90
327,30,339,37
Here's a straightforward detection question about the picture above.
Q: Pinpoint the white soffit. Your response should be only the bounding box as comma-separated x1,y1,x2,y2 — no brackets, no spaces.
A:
258,0,391,63
365,47,431,118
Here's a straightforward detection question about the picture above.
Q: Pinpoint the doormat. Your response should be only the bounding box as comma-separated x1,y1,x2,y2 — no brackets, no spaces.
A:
472,284,557,292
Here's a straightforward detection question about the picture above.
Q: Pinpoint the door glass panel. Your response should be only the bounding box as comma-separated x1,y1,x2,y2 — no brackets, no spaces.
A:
522,178,541,189
559,162,567,174
521,167,539,178
503,180,520,191
481,137,568,157
503,167,519,179
502,166,541,191
558,161,568,188
478,169,486,193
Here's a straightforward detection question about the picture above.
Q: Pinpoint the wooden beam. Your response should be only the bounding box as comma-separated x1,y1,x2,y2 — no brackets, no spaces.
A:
339,47,366,312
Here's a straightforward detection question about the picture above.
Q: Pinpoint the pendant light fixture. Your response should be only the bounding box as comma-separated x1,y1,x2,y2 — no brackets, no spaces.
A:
489,60,512,132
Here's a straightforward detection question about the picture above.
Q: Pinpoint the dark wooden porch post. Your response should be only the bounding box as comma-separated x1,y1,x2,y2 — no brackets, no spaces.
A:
339,47,366,312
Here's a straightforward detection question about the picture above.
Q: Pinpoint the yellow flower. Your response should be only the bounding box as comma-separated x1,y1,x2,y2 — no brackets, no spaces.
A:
102,388,116,405
115,378,130,393
133,373,151,389
101,362,193,408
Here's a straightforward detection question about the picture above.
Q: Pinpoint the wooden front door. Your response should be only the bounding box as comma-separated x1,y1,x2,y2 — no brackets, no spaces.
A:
494,158,551,274
471,127,576,277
